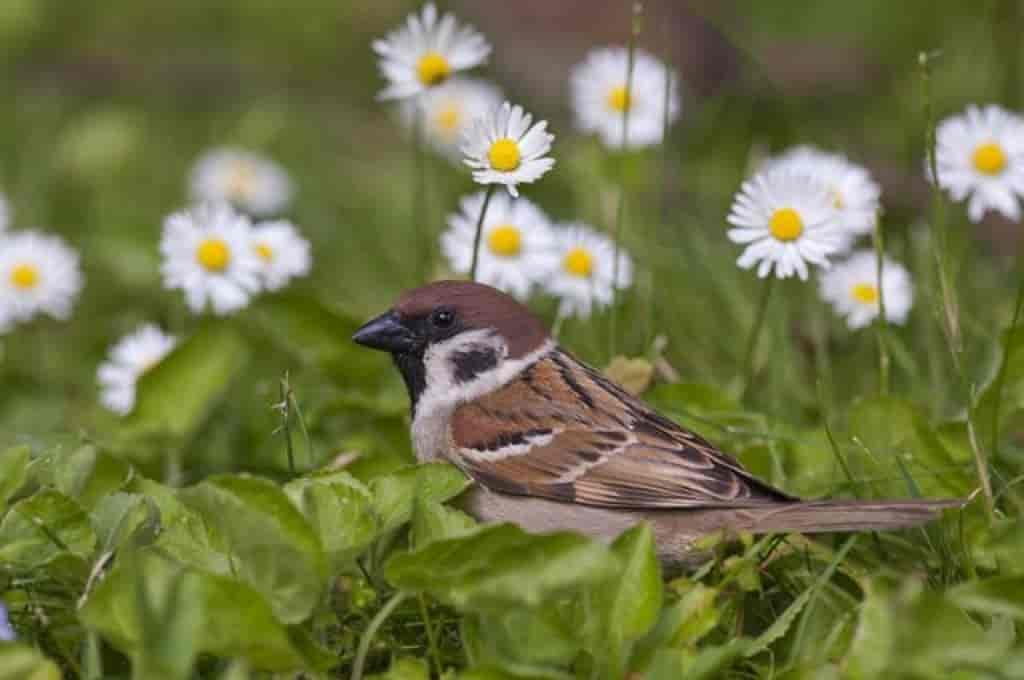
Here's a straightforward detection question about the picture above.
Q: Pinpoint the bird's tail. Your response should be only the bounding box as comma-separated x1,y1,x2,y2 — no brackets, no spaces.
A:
726,498,965,535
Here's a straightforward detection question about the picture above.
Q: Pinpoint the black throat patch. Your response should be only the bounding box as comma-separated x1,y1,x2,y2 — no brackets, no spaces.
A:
450,347,499,384
393,352,427,415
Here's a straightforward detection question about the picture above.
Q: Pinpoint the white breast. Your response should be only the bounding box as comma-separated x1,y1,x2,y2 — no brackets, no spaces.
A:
410,333,555,462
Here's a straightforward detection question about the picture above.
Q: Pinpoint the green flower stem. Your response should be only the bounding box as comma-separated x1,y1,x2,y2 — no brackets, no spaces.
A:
609,2,644,356
468,184,496,282
740,277,774,397
351,591,408,680
920,51,994,517
412,100,430,284
872,215,891,395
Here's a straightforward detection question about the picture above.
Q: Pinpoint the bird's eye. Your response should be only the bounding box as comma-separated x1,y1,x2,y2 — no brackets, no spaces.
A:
430,308,455,329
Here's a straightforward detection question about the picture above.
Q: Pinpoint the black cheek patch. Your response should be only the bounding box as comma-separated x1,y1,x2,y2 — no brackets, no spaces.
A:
451,348,499,383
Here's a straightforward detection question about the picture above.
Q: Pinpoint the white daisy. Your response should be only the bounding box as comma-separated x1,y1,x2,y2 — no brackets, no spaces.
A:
0,230,83,332
542,222,633,319
765,145,881,242
98,324,178,415
404,78,503,161
252,220,312,291
931,104,1024,222
190,148,293,217
462,101,555,197
570,47,681,149
820,250,913,330
160,202,262,316
441,191,557,299
372,3,490,101
727,168,845,280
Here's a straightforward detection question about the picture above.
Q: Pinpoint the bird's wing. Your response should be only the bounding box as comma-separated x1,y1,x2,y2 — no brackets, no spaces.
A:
448,348,796,509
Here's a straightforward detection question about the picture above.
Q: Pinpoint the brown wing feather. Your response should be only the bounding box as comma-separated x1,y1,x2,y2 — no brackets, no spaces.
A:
449,348,796,509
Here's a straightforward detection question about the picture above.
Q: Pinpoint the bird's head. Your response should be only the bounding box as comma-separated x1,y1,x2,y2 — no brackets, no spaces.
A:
353,281,552,412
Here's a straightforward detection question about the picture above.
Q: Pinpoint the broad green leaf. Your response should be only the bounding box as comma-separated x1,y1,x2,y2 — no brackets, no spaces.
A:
0,643,62,680
127,321,249,439
80,547,333,672
461,608,578,676
0,489,96,568
385,523,617,613
974,328,1024,451
848,396,970,497
368,656,430,680
284,469,378,573
90,492,160,554
647,640,747,680
178,474,326,623
250,292,389,383
130,550,203,680
0,446,30,508
411,494,477,549
844,580,893,679
949,576,1024,619
52,445,133,509
632,581,720,671
370,463,470,536
580,524,662,678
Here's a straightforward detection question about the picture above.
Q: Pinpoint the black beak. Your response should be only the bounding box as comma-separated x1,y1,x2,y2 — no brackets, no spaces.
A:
352,311,417,353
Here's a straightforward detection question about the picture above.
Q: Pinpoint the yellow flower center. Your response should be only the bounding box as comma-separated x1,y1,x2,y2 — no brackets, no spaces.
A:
607,85,631,112
196,238,231,272
851,283,879,304
488,138,521,171
435,105,461,138
255,242,274,262
10,263,40,290
768,208,804,242
831,188,845,210
487,225,522,257
227,160,257,199
972,142,1007,175
416,52,451,86
563,248,594,278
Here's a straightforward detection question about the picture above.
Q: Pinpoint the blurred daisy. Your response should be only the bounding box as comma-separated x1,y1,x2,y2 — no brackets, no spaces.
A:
373,3,490,101
463,101,555,197
98,324,178,415
160,202,262,315
766,146,881,242
404,78,503,161
931,104,1024,222
0,230,83,332
727,169,845,280
570,47,681,149
442,191,557,299
820,250,913,330
252,220,312,291
190,148,293,217
542,222,633,318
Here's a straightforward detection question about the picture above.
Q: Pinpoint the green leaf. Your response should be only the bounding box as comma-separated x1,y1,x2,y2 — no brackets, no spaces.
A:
284,469,378,573
411,494,477,550
646,640,747,680
744,536,856,658
0,446,30,508
0,643,62,680
130,550,203,680
949,576,1024,619
90,492,160,554
0,489,96,568
52,445,133,510
126,321,249,439
461,608,578,678
80,547,333,672
370,463,470,536
250,292,389,383
580,524,662,678
385,523,617,613
368,656,430,680
178,474,326,623
844,580,894,679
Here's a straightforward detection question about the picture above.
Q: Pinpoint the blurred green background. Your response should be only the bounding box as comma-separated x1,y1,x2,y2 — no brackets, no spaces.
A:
0,0,1020,481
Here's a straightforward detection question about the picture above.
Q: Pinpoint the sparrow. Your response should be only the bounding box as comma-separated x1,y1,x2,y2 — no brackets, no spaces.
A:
353,280,960,565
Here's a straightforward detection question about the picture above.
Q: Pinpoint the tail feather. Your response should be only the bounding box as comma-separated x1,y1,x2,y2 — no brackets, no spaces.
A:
727,498,965,535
